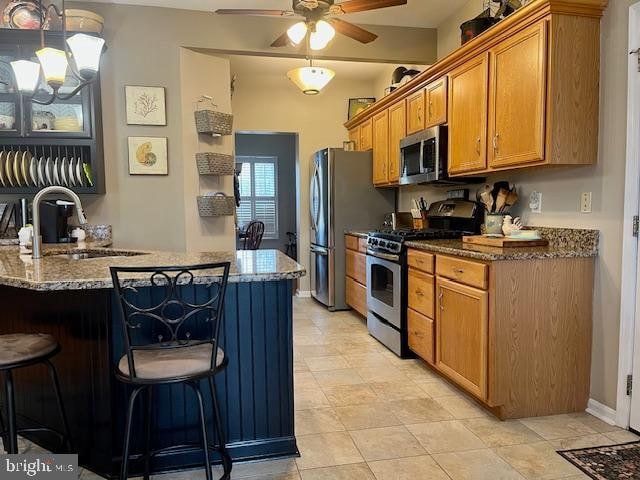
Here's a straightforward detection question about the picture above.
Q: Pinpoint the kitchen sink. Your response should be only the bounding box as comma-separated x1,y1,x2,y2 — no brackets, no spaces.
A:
50,250,148,261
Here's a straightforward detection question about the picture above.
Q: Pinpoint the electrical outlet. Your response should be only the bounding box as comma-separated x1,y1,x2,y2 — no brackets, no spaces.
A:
530,191,542,214
580,192,592,213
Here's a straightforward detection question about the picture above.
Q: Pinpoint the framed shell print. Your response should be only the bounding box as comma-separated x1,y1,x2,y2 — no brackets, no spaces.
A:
128,137,168,175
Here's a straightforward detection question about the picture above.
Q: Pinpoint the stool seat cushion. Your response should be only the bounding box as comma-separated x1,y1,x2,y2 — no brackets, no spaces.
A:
0,334,58,366
118,342,225,380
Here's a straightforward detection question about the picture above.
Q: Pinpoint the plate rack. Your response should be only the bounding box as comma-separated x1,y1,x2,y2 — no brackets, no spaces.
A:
0,143,100,195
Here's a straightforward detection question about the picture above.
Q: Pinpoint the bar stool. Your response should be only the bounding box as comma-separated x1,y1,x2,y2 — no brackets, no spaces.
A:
0,333,72,454
110,262,233,480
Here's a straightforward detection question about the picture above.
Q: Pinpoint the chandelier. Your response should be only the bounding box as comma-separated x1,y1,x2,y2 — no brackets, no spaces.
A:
9,0,105,105
287,58,335,95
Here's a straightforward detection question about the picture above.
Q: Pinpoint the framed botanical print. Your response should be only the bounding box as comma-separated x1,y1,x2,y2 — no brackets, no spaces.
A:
128,137,168,175
125,86,166,126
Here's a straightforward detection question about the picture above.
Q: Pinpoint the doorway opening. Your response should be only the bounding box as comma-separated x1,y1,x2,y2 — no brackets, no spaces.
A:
234,132,299,259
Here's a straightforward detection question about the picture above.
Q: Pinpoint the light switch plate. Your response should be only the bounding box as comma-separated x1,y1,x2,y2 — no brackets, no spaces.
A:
581,192,592,213
530,191,542,214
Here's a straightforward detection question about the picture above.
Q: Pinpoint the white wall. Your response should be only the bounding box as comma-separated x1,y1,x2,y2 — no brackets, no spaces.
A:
399,0,633,409
231,72,376,293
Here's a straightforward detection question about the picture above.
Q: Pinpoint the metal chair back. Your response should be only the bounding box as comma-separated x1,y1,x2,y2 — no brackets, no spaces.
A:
110,262,231,381
243,221,265,250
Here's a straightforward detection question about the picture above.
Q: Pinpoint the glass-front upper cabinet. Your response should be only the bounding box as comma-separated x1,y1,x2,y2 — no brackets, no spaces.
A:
26,56,92,138
0,47,21,137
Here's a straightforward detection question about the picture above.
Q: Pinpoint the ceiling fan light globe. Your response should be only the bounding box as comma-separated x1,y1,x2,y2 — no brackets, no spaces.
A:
310,20,335,50
287,66,335,94
287,21,308,45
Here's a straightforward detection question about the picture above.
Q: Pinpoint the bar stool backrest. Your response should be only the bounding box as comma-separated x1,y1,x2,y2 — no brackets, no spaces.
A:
110,262,231,381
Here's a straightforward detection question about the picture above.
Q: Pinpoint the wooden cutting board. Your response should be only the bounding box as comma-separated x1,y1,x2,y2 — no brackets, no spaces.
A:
462,235,549,248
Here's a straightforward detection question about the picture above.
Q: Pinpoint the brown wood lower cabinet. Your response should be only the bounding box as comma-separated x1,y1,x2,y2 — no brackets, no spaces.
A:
405,248,594,419
345,234,367,317
436,277,488,400
346,276,367,317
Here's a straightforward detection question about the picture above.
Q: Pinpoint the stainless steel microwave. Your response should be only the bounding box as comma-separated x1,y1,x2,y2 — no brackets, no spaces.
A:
399,125,448,185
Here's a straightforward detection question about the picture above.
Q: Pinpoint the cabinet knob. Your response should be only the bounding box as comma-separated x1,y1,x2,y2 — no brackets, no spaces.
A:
439,291,444,310
454,268,465,274
416,289,424,297
493,133,500,152
476,137,481,154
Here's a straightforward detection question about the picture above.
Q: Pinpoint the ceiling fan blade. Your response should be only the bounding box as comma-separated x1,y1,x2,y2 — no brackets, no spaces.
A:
271,31,292,48
215,9,293,16
331,18,378,44
334,0,408,14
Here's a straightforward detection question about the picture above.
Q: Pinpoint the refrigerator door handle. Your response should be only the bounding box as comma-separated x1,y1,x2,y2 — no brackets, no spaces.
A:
310,245,329,255
309,162,318,232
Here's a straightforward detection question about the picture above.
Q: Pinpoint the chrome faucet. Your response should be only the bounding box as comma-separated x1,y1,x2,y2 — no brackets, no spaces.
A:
32,186,88,259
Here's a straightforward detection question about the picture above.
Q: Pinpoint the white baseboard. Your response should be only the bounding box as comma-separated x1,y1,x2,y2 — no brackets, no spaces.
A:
586,398,618,426
296,290,311,298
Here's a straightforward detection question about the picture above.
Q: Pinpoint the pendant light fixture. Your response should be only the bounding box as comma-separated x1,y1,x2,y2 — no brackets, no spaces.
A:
287,58,335,95
9,0,105,105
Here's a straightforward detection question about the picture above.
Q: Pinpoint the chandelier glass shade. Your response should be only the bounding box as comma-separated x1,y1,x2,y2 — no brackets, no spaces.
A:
9,60,41,95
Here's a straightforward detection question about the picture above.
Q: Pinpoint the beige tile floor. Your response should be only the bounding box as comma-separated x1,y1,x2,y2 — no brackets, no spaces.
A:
6,297,639,479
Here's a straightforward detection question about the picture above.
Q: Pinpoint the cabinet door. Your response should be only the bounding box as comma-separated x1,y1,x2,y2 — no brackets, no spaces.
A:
372,110,389,185
348,126,360,151
360,118,373,151
406,90,425,135
0,46,21,137
346,249,366,285
408,269,434,319
488,21,547,169
388,100,406,184
448,54,489,174
426,77,448,128
346,276,367,317
436,277,488,399
408,308,435,364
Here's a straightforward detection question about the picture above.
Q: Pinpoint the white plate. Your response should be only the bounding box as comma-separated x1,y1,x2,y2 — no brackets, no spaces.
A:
5,152,14,187
29,157,37,187
37,156,46,187
13,151,23,186
21,151,30,187
68,157,76,187
53,157,60,185
60,157,68,186
45,157,53,186
76,159,84,187
0,151,6,187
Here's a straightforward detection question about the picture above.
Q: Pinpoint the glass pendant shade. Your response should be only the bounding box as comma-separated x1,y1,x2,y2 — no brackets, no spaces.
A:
10,60,41,94
287,21,308,45
287,65,335,95
310,20,336,50
66,34,105,79
36,47,68,88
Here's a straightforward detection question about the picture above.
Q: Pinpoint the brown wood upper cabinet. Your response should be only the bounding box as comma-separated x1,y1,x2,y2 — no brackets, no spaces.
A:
448,53,489,174
406,89,426,135
360,118,373,151
348,126,360,151
372,110,390,185
388,101,406,184
425,77,447,128
488,21,547,169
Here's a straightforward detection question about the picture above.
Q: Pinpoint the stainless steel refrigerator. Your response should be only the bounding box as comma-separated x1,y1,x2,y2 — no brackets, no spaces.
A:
309,148,395,311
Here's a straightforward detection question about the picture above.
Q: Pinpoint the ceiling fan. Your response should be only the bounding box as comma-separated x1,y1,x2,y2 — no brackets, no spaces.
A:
216,0,408,49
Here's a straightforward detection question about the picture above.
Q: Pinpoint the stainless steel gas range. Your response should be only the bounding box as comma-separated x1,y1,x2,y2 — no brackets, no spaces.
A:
365,199,483,357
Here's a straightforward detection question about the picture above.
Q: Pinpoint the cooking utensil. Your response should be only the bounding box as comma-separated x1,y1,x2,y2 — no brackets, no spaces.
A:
495,188,509,213
491,181,510,212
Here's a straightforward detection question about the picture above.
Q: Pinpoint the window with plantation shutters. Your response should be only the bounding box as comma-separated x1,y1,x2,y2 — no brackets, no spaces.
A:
236,156,279,239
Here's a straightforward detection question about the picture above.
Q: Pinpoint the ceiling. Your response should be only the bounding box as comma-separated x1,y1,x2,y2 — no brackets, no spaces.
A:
84,0,467,28
227,55,428,82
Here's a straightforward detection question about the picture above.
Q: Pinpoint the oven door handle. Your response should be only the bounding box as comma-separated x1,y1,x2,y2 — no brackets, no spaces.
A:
367,249,401,263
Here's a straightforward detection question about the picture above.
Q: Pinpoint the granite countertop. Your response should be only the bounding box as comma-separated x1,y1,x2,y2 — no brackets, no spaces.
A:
0,245,306,291
405,227,599,261
345,230,369,239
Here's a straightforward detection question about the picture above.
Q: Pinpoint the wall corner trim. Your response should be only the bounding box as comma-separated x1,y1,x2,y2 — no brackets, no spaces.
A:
587,398,618,426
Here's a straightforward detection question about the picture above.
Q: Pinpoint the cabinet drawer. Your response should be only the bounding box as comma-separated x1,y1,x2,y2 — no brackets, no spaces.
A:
436,255,488,290
346,249,366,285
408,269,435,318
346,277,367,317
345,235,359,251
358,237,368,253
408,250,434,273
408,308,435,364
